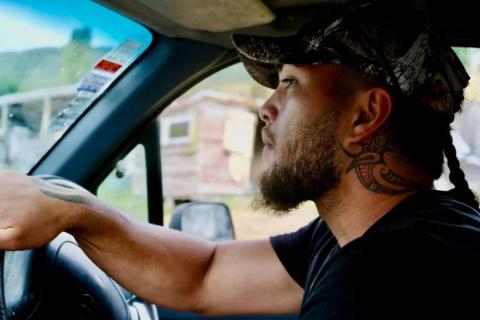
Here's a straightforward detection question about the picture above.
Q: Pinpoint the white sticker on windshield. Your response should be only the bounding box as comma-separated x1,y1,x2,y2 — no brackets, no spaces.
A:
50,39,147,135
78,72,110,93
104,39,144,65
75,39,144,97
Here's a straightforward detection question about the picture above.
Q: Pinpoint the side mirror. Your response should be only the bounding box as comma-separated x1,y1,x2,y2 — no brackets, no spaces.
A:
169,202,235,241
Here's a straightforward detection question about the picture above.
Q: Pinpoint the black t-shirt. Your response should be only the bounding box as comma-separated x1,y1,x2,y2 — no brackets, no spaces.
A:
271,190,480,319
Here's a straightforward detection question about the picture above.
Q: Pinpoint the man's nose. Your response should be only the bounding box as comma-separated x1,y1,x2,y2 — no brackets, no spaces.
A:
258,95,278,124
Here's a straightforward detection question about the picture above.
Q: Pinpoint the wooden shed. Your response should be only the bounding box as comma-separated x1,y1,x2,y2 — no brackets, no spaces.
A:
160,90,261,201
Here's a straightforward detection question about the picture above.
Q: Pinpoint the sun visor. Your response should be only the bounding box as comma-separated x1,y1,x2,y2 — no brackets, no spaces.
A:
136,0,276,32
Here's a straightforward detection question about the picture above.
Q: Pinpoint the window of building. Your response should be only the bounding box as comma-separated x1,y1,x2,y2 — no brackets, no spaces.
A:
161,115,194,146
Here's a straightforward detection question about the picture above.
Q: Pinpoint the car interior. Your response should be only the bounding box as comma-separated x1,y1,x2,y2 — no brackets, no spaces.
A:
0,0,478,319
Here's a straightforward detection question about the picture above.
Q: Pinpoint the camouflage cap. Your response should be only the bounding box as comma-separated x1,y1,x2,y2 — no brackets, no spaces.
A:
232,0,469,120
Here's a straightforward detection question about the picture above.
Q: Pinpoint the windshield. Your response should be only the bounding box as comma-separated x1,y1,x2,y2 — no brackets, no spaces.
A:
0,0,152,173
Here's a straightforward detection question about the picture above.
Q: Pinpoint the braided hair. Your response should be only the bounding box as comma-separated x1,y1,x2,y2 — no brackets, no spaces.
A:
443,127,479,208
384,86,479,209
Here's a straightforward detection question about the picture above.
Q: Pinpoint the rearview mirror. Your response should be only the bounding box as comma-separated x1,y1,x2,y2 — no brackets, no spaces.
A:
169,202,235,241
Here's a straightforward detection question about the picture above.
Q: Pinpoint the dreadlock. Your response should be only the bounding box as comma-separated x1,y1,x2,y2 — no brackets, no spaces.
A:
389,90,479,209
443,128,479,208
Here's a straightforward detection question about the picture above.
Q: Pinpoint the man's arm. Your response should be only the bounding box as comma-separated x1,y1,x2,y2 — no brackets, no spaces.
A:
0,172,303,315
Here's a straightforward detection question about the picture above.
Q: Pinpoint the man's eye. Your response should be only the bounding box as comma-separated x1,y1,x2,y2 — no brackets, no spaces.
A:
280,78,297,89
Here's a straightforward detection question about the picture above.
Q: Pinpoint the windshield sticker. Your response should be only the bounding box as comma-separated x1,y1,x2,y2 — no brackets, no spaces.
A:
104,39,144,65
94,59,123,74
78,72,110,93
49,39,148,136
75,39,144,97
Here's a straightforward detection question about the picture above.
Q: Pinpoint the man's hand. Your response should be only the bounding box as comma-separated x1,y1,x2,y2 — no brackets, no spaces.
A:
0,172,89,250
0,172,303,315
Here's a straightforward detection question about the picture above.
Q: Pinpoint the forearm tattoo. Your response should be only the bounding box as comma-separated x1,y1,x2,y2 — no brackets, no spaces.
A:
32,177,91,205
341,131,425,195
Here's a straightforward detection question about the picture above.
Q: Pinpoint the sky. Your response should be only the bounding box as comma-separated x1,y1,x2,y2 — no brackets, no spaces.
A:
0,0,151,53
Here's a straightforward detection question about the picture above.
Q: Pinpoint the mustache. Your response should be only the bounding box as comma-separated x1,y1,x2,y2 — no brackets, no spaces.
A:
261,126,275,145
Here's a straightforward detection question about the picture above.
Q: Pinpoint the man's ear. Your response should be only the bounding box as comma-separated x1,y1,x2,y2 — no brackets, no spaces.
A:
343,87,393,145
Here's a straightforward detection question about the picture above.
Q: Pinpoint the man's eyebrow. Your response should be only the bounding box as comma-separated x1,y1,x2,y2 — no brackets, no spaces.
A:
277,64,302,75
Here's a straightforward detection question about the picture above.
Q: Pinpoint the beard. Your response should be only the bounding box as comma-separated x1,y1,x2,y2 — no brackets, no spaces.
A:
253,108,341,215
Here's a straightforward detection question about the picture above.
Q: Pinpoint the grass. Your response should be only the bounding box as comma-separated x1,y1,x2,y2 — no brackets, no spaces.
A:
97,177,149,222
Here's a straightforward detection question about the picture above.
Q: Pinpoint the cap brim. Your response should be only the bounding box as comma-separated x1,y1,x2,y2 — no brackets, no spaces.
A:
232,33,302,88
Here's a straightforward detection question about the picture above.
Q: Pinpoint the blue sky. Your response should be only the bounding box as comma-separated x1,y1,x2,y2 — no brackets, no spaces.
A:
0,0,151,52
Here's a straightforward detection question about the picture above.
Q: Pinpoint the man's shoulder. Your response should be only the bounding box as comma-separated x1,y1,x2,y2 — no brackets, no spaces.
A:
301,193,480,319
363,189,480,246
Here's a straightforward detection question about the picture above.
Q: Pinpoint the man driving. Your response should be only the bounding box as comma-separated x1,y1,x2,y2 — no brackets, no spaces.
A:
0,1,479,319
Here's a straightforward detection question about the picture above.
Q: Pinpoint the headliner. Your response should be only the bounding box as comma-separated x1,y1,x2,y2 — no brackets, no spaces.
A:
95,0,479,48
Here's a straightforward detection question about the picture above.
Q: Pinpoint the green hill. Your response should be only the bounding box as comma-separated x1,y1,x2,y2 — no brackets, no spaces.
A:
0,45,110,95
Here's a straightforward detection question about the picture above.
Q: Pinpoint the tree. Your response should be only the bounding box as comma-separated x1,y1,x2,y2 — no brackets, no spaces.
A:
60,27,94,84
0,82,19,95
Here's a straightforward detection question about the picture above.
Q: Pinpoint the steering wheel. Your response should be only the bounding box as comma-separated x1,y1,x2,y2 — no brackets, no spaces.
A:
0,176,137,319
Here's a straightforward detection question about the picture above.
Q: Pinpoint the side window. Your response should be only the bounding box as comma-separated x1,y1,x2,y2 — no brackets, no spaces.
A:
97,145,148,222
160,64,318,239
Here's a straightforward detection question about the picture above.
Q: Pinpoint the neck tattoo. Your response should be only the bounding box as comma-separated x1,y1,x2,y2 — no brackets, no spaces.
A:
341,132,425,195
